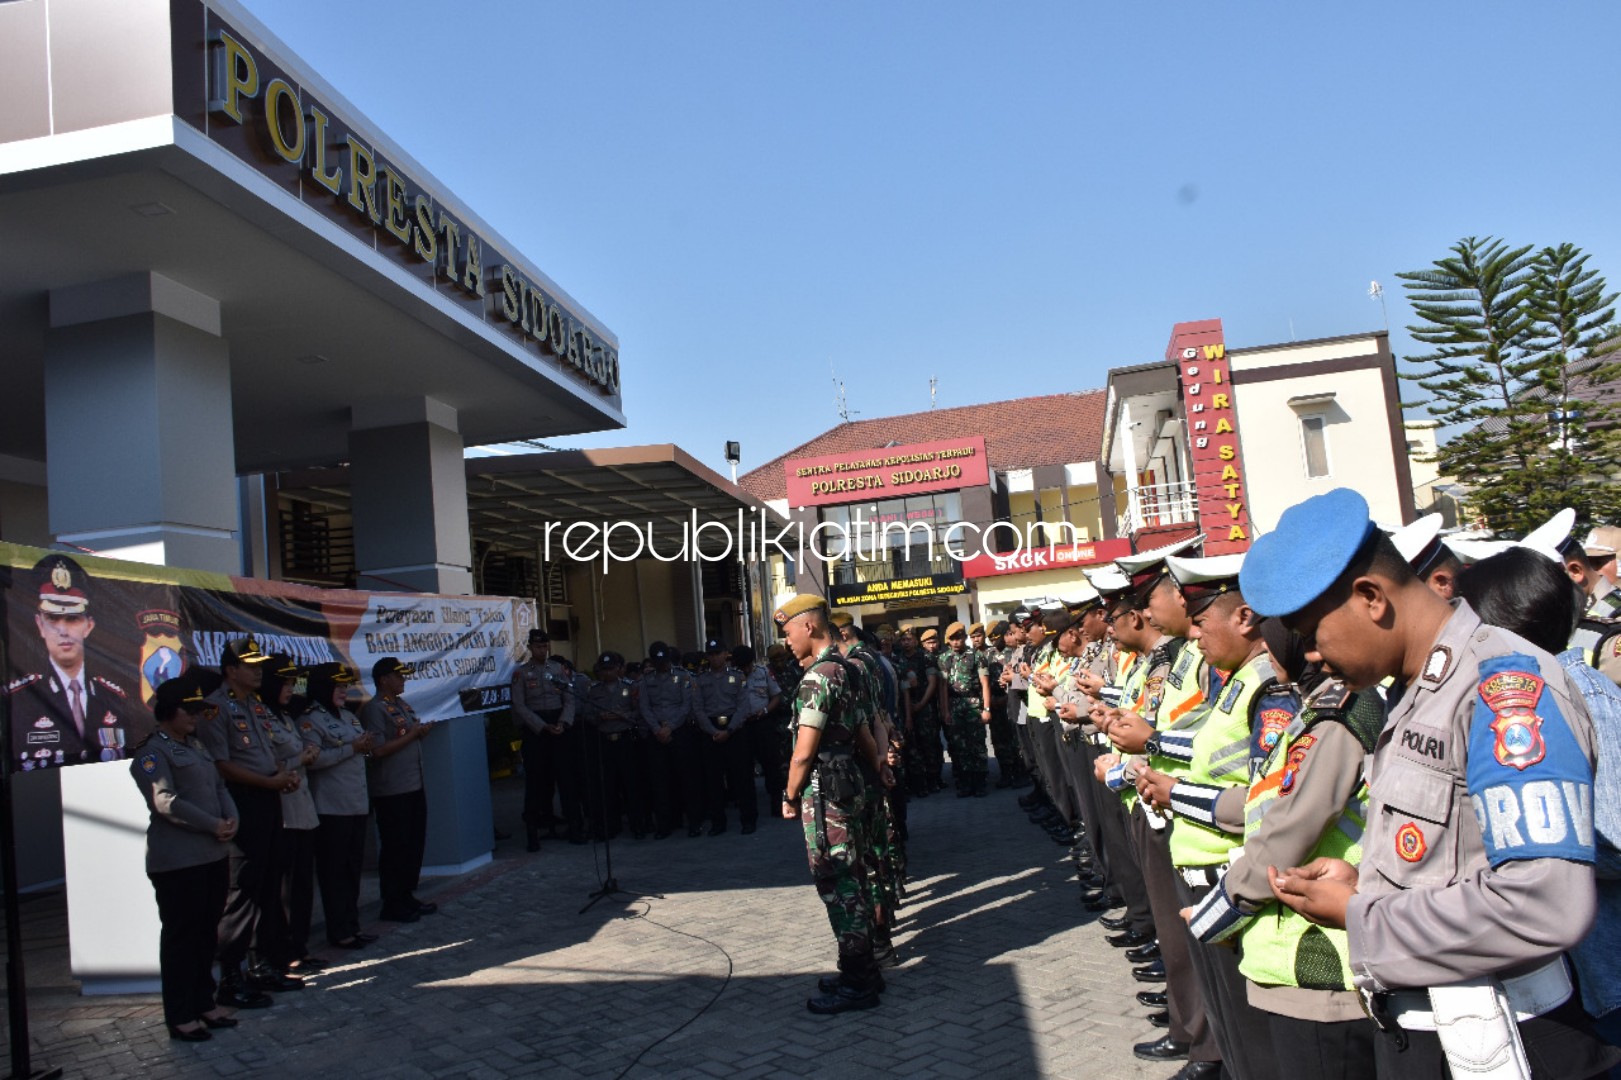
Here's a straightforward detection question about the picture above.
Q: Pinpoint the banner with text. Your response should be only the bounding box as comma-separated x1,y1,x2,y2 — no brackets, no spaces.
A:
2,543,535,775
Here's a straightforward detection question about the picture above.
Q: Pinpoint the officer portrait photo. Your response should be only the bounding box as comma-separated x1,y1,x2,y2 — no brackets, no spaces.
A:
5,552,153,772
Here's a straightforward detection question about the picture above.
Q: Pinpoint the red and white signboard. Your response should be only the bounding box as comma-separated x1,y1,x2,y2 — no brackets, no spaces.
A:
784,436,989,508
959,538,1132,580
1171,319,1252,556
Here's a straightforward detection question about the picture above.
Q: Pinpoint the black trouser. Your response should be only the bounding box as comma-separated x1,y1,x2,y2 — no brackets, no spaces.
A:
1070,738,1112,872
279,826,316,963
1055,727,1097,839
218,785,284,975
701,723,751,828
520,712,561,828
1267,1013,1376,1080
1372,993,1621,1080
746,716,785,807
1030,721,1077,825
722,726,758,826
314,813,368,944
647,726,706,831
585,731,646,836
373,788,427,913
1176,873,1278,1080
1129,805,1216,1062
1096,788,1152,931
151,858,228,1026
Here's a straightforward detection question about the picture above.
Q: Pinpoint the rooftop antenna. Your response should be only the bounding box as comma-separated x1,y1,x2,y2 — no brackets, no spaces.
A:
929,375,938,409
831,362,855,422
1369,280,1389,330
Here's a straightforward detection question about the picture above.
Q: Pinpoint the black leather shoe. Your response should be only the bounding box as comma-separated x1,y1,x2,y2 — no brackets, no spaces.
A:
287,956,327,972
354,933,379,945
1125,941,1161,964
806,984,880,1014
1099,914,1133,931
247,968,303,993
168,1024,212,1042
1147,1009,1170,1028
526,830,540,853
379,906,420,923
215,981,272,1010
817,972,886,994
330,937,368,950
1107,929,1155,949
1083,894,1123,912
687,827,703,837
741,822,757,835
708,824,726,837
1132,959,1166,983
1080,888,1106,905
200,1013,239,1029
1136,990,1167,1008
1079,874,1106,890
1051,831,1076,846
414,901,439,916
1169,1062,1223,1080
1133,1035,1190,1061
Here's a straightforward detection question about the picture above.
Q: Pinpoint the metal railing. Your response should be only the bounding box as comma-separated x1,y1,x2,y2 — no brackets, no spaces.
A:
1118,480,1199,536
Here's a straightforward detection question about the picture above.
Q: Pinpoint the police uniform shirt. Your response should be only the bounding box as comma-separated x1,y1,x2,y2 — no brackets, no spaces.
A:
300,702,369,817
199,688,282,776
360,694,425,798
131,732,237,874
268,711,317,829
584,678,637,735
694,666,748,734
639,668,695,735
739,666,782,720
1345,601,1601,993
7,662,140,771
512,658,576,732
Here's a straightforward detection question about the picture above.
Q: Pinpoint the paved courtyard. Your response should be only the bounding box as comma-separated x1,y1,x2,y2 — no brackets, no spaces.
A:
3,775,1180,1079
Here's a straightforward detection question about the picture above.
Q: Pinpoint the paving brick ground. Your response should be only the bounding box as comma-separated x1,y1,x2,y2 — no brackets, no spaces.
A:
3,772,1181,1079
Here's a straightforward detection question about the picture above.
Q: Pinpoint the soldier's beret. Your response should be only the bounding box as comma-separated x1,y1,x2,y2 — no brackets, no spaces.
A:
876,623,896,635
829,610,854,629
988,620,1008,639
968,622,985,636
774,594,828,623
945,621,967,639
918,627,939,643
1241,487,1379,618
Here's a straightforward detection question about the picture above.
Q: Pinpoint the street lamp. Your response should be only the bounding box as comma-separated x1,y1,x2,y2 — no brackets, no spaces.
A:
724,441,741,485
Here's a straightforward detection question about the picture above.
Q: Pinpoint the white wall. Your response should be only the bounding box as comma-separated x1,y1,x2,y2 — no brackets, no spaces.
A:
1233,365,1404,534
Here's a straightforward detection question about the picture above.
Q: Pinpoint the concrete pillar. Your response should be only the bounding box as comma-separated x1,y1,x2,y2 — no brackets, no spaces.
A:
348,397,473,594
347,398,488,875
45,272,240,573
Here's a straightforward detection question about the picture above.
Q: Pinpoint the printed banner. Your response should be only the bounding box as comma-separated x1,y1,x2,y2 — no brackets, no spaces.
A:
1,543,535,775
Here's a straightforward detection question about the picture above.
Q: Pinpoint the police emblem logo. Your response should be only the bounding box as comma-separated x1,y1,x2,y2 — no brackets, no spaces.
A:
50,562,72,591
1395,821,1427,862
139,753,158,775
1278,734,1315,796
1257,708,1292,753
1479,670,1548,770
137,609,186,707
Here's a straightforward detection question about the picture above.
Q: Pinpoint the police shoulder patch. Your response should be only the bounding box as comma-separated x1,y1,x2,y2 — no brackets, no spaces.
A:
138,753,158,775
93,676,127,697
5,674,41,695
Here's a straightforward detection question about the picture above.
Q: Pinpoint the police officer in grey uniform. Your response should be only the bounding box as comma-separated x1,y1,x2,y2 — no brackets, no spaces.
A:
639,642,702,838
7,553,148,771
1255,488,1621,1080
583,651,646,839
361,657,436,923
694,639,754,835
511,629,579,850
260,656,322,973
199,636,301,1001
133,672,254,1040
300,663,377,950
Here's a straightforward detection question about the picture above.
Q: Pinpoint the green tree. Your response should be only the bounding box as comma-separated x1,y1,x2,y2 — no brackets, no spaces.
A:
1398,237,1621,534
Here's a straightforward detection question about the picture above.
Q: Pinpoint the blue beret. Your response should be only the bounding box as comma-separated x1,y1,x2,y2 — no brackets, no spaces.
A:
1240,488,1379,617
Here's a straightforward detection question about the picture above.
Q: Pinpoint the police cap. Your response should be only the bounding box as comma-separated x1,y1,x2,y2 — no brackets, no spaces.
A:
34,554,90,616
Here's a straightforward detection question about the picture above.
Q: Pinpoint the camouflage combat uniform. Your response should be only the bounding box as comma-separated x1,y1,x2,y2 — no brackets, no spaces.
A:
900,649,942,793
794,645,877,989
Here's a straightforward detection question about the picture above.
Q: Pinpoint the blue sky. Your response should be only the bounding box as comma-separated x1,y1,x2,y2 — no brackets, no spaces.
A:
248,0,1621,478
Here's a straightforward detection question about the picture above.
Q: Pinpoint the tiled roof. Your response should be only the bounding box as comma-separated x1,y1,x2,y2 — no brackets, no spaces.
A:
739,389,1109,502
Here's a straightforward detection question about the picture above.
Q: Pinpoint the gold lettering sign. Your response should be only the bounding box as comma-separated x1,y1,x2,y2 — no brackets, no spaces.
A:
203,25,620,398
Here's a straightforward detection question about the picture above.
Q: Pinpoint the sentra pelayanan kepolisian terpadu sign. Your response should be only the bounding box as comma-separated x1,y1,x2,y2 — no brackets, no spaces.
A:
784,437,989,508
1,542,534,777
173,0,618,398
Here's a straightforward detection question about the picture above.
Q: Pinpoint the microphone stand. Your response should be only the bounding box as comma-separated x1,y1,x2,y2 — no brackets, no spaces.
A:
544,675,659,915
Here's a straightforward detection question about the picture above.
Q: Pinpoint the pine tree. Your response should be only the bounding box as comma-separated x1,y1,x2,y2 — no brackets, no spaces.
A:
1521,243,1621,524
1397,237,1545,533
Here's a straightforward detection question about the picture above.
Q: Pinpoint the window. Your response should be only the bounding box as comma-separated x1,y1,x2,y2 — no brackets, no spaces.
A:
1300,415,1330,478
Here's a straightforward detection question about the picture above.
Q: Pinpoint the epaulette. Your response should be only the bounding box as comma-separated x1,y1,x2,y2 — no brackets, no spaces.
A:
5,673,41,695
93,675,128,698
1302,679,1352,715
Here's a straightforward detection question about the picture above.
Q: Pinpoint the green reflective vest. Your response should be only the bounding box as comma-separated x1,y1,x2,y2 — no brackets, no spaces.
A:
1168,652,1271,867
1235,695,1379,992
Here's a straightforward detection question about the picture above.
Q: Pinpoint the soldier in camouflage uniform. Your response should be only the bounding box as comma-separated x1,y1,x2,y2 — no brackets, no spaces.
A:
975,621,1019,788
767,643,803,785
777,594,882,1014
897,629,943,796
938,621,993,797
832,613,901,963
